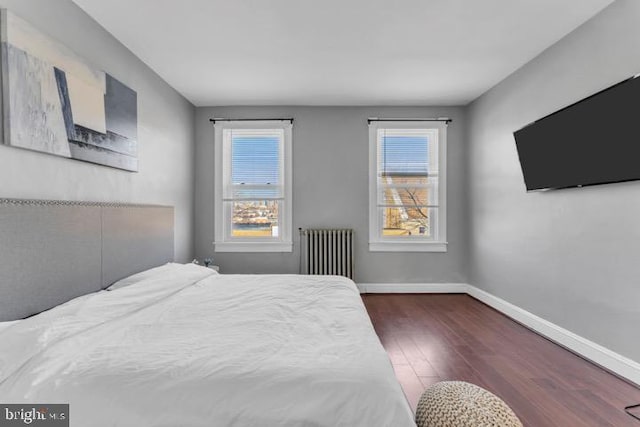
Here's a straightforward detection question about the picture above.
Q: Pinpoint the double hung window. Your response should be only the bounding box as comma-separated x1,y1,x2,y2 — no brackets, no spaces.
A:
368,120,447,252
214,120,293,252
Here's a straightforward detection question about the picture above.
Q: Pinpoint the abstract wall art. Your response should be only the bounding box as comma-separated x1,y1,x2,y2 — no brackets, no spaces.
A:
0,9,138,171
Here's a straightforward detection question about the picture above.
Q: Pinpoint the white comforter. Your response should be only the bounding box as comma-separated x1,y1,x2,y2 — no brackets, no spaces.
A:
0,264,414,427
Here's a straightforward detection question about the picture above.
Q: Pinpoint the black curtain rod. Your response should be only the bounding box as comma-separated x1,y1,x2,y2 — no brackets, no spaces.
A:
209,118,294,123
367,117,452,124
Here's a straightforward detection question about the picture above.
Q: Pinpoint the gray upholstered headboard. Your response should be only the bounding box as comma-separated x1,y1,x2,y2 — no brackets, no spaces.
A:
0,199,174,321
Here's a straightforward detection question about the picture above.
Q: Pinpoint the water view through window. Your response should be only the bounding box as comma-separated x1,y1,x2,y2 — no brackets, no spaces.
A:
232,200,279,237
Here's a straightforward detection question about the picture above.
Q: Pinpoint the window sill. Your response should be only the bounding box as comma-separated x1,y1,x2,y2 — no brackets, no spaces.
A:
214,241,293,253
369,241,448,253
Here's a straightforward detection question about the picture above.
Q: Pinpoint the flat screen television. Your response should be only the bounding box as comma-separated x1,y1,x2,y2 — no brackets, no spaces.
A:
513,74,640,191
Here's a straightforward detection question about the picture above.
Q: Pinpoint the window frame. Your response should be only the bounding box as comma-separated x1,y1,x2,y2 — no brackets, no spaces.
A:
214,120,293,252
368,120,447,252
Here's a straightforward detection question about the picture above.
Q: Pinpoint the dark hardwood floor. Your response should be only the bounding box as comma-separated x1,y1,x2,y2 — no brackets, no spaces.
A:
362,293,640,427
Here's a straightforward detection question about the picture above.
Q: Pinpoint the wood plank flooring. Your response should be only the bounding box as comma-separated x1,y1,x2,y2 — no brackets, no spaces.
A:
362,293,640,427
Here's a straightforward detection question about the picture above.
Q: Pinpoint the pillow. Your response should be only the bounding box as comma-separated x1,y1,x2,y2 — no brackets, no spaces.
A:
106,262,217,291
106,263,179,291
0,319,20,333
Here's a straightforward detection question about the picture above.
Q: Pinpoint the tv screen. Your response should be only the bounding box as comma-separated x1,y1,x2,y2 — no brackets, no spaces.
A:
513,74,640,191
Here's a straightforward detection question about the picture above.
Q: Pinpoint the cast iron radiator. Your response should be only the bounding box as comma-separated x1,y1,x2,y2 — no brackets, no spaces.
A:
299,228,354,279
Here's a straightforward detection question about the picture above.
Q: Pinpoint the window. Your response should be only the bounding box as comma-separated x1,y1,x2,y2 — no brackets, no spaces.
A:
214,120,292,252
368,120,447,252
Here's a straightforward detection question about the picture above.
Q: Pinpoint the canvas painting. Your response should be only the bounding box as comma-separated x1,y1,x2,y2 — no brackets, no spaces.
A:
0,9,138,171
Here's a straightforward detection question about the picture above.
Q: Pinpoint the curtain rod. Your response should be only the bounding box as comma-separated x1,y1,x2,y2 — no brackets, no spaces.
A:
209,118,294,123
367,117,452,124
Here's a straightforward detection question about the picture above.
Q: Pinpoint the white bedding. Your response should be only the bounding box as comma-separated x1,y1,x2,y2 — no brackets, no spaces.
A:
0,265,414,427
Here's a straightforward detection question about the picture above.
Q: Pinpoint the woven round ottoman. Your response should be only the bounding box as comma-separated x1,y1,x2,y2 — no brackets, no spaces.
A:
415,381,523,427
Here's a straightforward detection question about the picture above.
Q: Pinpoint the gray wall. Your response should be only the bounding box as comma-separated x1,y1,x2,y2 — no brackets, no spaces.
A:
467,0,640,362
195,106,468,283
0,0,195,261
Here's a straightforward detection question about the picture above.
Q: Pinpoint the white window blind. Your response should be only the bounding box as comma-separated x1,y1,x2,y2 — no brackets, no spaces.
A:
379,129,430,177
226,129,284,200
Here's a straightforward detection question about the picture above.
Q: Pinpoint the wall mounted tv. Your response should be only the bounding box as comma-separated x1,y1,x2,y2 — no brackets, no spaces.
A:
514,74,640,191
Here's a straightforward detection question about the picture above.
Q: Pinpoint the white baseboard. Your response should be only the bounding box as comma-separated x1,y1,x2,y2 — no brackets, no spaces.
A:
358,281,640,386
465,285,640,387
357,283,467,294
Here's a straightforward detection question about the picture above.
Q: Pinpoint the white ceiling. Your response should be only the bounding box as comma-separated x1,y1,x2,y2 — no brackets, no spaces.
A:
72,0,614,107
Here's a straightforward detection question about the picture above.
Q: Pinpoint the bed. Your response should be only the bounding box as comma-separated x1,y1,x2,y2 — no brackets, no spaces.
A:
0,200,415,427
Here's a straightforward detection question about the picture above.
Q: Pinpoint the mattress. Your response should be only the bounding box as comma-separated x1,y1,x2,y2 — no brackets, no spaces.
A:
0,264,414,426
